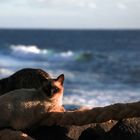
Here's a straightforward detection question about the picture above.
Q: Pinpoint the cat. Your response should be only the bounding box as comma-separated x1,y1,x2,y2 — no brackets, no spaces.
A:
0,68,51,95
0,74,65,130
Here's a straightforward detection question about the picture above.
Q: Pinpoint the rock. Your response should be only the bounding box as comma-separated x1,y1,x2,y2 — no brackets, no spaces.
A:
78,120,116,140
24,120,116,140
0,129,34,140
24,125,72,140
106,118,140,140
79,118,140,140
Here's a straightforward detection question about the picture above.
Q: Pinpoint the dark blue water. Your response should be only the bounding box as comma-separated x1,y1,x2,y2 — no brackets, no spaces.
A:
0,29,140,107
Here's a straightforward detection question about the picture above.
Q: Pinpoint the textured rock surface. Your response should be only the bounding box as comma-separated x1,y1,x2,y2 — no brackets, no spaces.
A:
22,118,140,140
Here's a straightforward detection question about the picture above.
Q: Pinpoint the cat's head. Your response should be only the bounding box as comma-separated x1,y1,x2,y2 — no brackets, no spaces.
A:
41,74,64,104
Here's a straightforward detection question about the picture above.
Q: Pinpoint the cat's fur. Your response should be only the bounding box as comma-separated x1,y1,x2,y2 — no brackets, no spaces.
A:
0,74,65,130
0,68,51,95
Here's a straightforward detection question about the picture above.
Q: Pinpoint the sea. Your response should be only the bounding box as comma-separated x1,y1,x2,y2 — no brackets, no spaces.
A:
0,29,140,108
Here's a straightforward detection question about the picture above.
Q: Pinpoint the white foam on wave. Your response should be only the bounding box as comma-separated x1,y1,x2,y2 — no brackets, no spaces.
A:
10,45,93,63
60,51,74,58
47,50,75,62
10,45,76,62
10,45,48,55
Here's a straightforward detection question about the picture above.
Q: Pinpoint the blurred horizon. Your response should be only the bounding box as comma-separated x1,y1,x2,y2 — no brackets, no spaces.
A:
0,28,140,30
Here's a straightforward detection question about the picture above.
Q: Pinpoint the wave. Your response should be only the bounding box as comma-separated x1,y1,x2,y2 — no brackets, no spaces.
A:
9,44,93,62
11,45,48,55
10,45,50,61
60,51,74,58
10,45,74,61
75,51,93,61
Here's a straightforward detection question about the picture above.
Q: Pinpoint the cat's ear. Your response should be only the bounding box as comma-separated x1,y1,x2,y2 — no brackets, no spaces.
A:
56,74,64,85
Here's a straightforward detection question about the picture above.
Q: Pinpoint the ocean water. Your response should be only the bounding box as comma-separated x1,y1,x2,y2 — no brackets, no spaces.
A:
0,29,140,108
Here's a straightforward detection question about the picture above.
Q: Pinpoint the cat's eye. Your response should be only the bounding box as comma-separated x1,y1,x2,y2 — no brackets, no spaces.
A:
52,86,59,94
